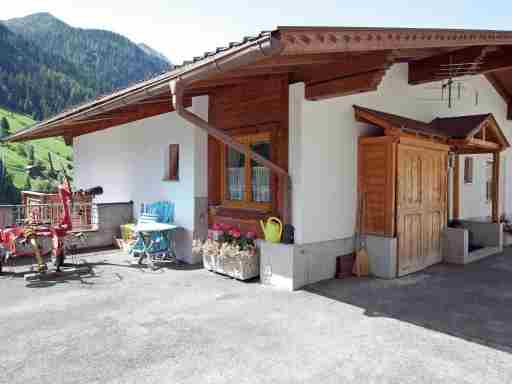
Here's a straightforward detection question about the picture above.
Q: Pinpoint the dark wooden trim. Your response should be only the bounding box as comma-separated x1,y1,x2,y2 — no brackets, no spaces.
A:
492,152,501,222
486,72,512,121
278,28,512,55
305,69,386,100
408,46,497,85
452,155,460,219
166,144,179,181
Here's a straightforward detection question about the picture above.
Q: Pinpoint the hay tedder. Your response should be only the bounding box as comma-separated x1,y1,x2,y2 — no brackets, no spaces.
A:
0,176,103,281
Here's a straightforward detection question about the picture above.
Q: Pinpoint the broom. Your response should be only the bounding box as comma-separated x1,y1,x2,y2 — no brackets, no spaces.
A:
352,192,369,277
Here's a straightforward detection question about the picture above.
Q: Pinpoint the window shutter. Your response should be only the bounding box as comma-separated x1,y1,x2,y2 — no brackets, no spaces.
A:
464,157,473,184
168,144,179,181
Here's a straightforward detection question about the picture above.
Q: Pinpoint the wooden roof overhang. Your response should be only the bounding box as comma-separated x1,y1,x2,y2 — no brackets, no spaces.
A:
354,105,510,154
7,26,512,143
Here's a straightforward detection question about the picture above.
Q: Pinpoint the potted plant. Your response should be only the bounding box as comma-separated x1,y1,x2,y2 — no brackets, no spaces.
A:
195,224,258,280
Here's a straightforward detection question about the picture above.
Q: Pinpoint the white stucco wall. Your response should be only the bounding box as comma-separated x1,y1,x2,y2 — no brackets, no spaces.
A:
74,96,208,262
290,63,512,245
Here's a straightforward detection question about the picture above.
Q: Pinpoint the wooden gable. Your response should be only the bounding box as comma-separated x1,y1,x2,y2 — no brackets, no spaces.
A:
354,105,510,154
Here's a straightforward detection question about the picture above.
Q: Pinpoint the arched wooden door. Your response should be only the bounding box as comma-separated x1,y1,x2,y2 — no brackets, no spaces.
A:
396,142,448,276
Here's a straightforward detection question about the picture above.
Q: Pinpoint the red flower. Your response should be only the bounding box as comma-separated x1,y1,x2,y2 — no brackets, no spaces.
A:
232,230,241,239
212,223,222,231
221,223,232,232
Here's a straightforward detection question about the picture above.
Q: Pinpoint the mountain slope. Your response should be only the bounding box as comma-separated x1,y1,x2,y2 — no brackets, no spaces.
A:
0,106,73,203
138,43,171,65
0,22,95,120
5,13,172,95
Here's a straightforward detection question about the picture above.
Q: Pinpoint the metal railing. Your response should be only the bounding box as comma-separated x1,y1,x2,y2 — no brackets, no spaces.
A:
0,202,99,231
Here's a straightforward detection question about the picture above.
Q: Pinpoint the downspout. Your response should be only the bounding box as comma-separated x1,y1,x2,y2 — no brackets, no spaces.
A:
170,36,292,224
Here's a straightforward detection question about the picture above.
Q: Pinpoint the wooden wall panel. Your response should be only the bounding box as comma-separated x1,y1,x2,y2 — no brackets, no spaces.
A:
208,74,289,220
358,136,396,236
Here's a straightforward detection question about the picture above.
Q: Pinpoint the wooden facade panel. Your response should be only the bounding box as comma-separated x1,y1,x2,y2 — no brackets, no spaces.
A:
396,144,447,276
397,212,423,274
208,74,289,227
211,76,287,130
358,137,395,236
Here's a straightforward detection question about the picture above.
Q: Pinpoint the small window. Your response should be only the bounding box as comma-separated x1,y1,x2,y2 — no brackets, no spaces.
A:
464,157,474,184
165,144,179,181
486,160,493,203
221,131,272,210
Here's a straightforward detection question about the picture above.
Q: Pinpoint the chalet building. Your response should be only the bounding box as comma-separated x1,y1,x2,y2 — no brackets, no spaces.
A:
8,26,512,288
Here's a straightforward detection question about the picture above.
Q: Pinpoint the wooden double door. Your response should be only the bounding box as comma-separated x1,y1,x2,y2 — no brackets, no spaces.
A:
396,143,448,276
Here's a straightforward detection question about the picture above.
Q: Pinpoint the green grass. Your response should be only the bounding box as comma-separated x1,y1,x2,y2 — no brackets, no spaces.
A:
0,106,73,193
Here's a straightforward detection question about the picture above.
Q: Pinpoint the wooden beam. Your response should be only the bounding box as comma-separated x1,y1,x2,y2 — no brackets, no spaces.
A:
479,50,512,73
449,138,501,152
278,28,512,55
492,152,501,222
468,138,500,150
485,72,512,120
409,46,498,85
249,52,363,67
295,52,392,84
21,101,175,141
354,108,394,130
452,154,460,219
305,69,387,101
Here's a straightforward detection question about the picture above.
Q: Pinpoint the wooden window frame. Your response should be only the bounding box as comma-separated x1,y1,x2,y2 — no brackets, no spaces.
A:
220,131,273,211
164,144,179,181
486,160,493,203
464,156,474,184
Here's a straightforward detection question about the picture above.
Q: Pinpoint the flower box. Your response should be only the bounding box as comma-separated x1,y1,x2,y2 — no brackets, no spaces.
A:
193,225,259,281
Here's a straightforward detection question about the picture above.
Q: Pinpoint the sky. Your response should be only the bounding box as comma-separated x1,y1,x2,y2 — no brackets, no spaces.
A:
3,0,511,64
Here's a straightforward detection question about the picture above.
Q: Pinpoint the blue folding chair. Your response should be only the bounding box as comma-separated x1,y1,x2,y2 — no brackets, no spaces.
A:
129,201,178,267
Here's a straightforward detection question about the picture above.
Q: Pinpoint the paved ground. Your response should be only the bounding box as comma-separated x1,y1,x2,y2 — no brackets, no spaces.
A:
1,249,512,384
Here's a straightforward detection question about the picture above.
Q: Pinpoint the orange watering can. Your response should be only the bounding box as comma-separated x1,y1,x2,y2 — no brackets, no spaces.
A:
260,217,283,243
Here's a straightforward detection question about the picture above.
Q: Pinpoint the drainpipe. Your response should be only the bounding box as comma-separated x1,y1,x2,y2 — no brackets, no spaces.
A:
170,36,292,224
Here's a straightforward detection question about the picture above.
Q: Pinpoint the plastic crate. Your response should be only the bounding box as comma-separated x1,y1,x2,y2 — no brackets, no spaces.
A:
120,223,136,241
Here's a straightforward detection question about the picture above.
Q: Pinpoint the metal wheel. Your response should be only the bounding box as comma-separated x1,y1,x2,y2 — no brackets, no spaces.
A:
55,251,65,271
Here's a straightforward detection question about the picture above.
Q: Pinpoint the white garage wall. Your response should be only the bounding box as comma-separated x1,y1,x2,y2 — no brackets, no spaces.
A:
290,63,512,245
74,96,208,262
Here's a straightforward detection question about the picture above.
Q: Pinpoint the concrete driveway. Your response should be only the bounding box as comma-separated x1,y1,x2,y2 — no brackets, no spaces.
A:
1,248,512,384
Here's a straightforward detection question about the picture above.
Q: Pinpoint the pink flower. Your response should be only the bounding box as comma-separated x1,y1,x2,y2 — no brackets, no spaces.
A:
221,223,232,232
228,230,234,236
232,230,241,239
212,223,222,231
245,231,256,240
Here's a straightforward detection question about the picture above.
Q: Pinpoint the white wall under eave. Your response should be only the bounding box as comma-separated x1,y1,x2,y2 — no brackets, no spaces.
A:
289,63,512,245
73,96,208,263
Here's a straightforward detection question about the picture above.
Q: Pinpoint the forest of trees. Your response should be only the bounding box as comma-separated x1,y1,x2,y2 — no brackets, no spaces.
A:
0,12,171,120
0,12,171,203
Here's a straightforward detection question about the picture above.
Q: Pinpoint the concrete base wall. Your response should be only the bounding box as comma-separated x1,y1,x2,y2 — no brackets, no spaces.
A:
77,202,134,250
365,235,398,279
443,222,503,265
442,227,469,264
259,237,353,291
459,220,503,250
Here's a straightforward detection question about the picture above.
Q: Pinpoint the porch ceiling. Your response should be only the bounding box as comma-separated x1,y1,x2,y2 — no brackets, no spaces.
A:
7,26,512,143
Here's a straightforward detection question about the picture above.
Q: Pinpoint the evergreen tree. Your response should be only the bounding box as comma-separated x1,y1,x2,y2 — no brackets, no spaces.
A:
23,175,32,191
0,171,21,204
27,145,35,165
0,117,10,138
47,151,56,178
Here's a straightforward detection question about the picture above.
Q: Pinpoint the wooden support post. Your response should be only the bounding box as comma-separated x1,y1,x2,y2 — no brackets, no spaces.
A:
492,152,501,222
452,155,460,220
